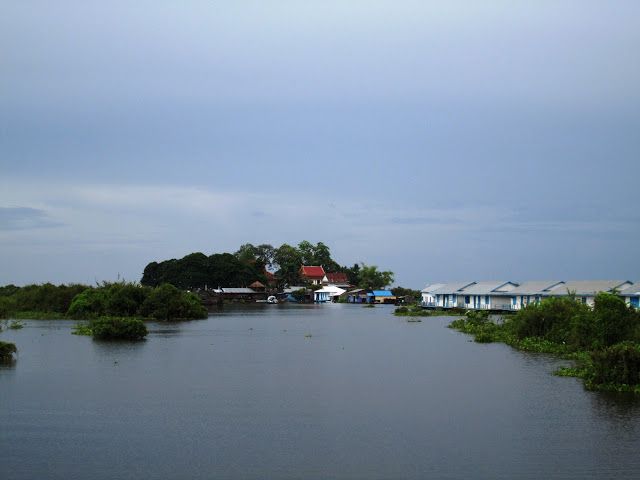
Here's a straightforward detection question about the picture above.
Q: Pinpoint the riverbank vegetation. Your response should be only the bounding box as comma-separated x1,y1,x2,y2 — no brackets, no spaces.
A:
448,293,640,392
0,282,207,322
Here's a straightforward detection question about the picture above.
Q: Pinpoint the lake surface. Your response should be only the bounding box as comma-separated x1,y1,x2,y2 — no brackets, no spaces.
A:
2,304,640,479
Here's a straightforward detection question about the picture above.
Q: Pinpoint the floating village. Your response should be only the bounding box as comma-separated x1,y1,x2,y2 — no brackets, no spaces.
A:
197,265,640,312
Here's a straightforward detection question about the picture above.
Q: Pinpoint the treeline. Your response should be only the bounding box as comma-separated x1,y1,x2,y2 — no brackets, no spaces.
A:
141,241,394,289
449,293,640,392
0,282,207,321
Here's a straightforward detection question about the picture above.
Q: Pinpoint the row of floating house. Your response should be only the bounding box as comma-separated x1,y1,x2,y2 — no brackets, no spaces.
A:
421,280,640,311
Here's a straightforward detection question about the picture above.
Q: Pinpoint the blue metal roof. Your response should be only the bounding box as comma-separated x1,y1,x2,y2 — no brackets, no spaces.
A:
369,290,393,296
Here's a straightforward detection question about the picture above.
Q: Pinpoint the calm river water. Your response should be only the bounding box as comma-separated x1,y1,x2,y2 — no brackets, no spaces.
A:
2,304,640,479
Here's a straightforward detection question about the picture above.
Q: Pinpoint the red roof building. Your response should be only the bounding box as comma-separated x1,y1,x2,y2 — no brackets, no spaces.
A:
300,265,326,285
325,272,349,285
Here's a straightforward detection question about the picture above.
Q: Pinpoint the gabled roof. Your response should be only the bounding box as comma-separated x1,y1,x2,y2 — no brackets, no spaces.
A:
421,283,445,294
620,283,640,296
300,265,325,278
548,280,633,296
315,285,346,295
430,282,476,295
249,281,265,289
460,281,519,295
346,288,366,295
509,281,565,295
325,272,349,284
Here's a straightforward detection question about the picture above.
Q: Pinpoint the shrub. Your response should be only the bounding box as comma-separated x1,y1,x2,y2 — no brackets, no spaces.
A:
67,288,108,319
139,284,207,321
587,342,640,388
91,317,148,341
512,296,589,345
104,282,149,317
0,341,17,360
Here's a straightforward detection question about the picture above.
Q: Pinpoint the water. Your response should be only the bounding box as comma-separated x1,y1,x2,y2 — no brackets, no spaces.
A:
2,304,640,479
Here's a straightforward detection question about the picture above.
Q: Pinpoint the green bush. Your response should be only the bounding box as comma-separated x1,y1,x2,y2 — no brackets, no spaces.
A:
104,282,149,317
587,342,640,389
512,296,589,344
139,283,207,321
67,288,108,319
0,340,17,360
91,317,148,341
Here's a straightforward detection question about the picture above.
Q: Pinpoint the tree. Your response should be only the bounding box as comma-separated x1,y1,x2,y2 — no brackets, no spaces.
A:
274,244,303,287
357,264,394,289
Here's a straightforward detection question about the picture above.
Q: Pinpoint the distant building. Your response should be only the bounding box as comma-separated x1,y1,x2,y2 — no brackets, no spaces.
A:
300,265,326,285
421,278,636,311
323,272,350,288
314,285,346,303
620,283,640,309
546,280,633,307
368,290,396,304
508,281,565,310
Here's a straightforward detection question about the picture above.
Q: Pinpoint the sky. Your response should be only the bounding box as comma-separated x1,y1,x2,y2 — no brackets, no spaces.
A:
1,1,639,288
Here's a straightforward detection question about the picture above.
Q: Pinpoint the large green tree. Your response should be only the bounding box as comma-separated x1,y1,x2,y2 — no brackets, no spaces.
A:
357,264,394,290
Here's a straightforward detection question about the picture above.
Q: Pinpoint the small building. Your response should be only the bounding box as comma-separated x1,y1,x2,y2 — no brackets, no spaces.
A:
430,282,477,308
280,286,310,302
323,272,350,289
620,283,640,309
421,283,445,307
346,288,368,303
459,281,519,310
507,281,565,310
314,285,346,303
367,290,397,304
214,287,262,302
546,280,633,307
300,266,326,285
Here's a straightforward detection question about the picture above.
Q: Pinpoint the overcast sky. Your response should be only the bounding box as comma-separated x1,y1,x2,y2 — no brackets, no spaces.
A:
1,1,639,287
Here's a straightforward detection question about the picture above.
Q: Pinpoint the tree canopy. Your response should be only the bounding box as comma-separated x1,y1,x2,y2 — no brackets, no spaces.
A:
140,241,394,290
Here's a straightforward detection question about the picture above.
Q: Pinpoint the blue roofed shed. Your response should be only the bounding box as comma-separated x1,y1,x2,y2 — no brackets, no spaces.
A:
367,290,396,304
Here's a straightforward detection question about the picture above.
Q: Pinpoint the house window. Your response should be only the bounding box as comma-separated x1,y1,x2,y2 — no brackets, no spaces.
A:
465,296,470,304
581,297,587,304
511,297,516,305
485,295,489,304
631,297,639,308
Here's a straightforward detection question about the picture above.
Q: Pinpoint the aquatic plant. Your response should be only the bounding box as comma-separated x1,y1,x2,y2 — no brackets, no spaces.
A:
72,322,93,336
0,341,17,361
91,317,148,341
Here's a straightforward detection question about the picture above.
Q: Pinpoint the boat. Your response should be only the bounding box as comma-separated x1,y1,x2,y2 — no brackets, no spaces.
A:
256,295,279,304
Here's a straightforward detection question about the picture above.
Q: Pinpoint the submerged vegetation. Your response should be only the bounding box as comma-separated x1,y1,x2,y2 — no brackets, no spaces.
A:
0,320,18,361
394,305,435,317
449,293,640,392
0,340,17,361
91,317,148,341
72,318,147,340
0,282,207,322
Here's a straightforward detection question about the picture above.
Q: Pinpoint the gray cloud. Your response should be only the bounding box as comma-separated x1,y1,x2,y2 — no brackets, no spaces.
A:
0,207,62,231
